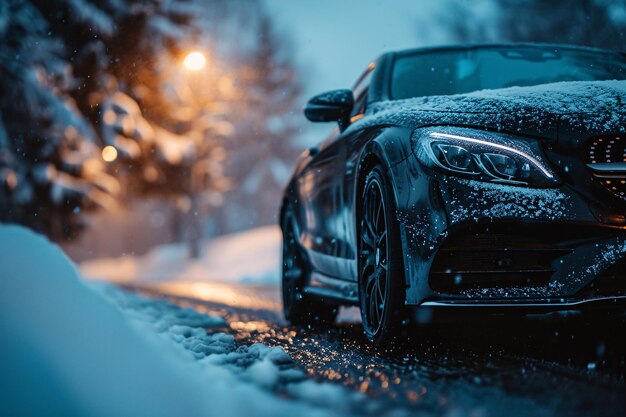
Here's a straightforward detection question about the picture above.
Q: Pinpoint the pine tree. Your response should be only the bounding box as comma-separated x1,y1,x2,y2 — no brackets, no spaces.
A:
0,0,117,240
0,0,217,242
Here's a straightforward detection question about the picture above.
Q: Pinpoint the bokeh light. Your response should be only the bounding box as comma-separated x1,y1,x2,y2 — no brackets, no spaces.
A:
101,145,118,162
183,51,206,70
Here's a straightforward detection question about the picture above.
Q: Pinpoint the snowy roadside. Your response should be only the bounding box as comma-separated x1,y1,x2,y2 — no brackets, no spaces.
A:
79,226,361,320
0,225,382,417
80,226,282,285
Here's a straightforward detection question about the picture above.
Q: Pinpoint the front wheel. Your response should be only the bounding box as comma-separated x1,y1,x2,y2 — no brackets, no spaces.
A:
358,165,409,348
281,208,338,326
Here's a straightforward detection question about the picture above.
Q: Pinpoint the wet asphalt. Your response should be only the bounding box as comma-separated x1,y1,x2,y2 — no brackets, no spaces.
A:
132,283,626,417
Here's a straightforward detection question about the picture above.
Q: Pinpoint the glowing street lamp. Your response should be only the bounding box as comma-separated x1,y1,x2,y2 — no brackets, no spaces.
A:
101,145,118,162
183,51,206,71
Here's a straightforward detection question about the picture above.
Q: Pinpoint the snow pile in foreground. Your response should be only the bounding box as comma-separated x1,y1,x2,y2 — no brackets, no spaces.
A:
0,225,360,417
80,225,281,285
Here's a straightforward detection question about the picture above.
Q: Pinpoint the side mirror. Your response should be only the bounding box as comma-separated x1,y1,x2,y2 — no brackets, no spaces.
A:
304,89,353,129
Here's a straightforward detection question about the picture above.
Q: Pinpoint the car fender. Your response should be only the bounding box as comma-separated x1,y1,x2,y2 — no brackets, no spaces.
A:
355,127,420,291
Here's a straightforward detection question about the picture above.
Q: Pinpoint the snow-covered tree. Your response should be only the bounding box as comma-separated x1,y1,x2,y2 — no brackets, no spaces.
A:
0,0,304,249
0,0,118,240
0,0,223,242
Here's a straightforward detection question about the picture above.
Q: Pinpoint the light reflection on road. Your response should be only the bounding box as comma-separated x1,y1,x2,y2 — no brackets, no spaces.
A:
140,280,361,322
149,281,282,312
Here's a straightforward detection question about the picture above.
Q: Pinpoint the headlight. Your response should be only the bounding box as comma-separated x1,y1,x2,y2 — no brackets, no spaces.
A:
412,128,558,186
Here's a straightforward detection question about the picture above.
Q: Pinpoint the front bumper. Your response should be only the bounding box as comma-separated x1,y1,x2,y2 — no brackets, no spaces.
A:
391,156,626,306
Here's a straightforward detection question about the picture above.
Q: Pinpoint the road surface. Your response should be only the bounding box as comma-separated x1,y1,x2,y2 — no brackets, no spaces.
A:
130,281,626,417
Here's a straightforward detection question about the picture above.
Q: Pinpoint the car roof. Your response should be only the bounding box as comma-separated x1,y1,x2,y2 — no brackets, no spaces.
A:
391,42,625,57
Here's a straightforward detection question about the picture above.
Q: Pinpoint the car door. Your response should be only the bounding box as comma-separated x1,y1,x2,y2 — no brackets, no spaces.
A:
296,130,346,277
295,63,376,281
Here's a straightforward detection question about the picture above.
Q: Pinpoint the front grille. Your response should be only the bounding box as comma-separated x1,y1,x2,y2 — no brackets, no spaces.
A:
585,135,626,199
430,232,573,294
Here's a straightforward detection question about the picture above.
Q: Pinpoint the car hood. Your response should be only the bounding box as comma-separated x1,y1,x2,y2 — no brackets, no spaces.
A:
352,80,626,141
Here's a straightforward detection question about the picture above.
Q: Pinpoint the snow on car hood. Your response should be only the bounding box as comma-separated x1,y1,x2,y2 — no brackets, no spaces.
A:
352,80,626,139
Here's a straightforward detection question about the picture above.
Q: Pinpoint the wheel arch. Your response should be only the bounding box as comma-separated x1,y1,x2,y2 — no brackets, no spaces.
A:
355,127,415,290
354,127,414,219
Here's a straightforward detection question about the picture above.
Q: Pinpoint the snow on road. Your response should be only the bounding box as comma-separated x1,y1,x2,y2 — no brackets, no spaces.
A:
0,225,369,417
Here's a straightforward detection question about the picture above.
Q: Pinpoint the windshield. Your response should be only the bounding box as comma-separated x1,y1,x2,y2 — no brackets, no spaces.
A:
391,46,626,99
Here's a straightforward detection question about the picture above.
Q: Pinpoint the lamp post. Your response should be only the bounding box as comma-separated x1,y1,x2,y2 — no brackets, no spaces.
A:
176,49,232,259
182,50,207,258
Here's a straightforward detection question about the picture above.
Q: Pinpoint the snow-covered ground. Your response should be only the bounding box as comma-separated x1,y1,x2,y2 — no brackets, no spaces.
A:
0,225,370,417
81,226,281,285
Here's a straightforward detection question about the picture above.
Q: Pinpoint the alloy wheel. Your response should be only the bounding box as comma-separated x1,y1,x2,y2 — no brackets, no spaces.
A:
359,177,390,336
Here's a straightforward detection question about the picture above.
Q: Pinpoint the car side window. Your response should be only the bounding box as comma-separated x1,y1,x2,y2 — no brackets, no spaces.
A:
351,62,375,118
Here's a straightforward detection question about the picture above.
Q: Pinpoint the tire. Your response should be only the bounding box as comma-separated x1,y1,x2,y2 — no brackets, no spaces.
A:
358,165,410,348
281,207,338,326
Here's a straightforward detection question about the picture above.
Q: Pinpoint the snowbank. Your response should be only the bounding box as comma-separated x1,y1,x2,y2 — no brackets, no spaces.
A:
0,225,353,417
80,225,281,285
0,225,217,416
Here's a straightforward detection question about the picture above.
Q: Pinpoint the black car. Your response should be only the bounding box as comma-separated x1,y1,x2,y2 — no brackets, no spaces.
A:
279,43,626,347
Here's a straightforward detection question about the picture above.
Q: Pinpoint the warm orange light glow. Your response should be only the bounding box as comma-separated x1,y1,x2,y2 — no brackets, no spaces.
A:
152,281,280,312
183,51,206,71
101,145,118,162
